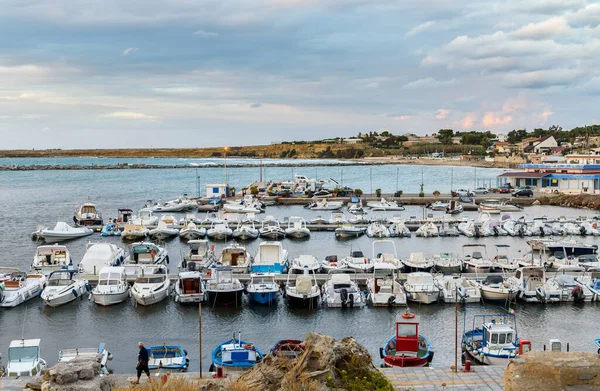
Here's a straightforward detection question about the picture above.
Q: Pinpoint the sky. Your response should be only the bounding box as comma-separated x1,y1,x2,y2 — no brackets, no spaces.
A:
1,0,599,149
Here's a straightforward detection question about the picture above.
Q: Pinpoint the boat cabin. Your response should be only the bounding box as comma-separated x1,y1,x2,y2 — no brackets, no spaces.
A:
117,209,133,223
295,275,314,295
393,313,422,357
221,246,248,267
481,322,517,352
35,245,69,267
131,244,159,264
97,267,126,287
178,272,203,295
6,339,44,377
47,270,76,286
372,264,396,294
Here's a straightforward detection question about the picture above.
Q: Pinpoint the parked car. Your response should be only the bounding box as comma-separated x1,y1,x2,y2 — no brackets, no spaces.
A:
452,188,474,197
512,187,533,197
473,187,489,194
494,184,513,193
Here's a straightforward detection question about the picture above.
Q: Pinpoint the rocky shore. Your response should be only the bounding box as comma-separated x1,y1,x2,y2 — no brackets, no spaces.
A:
536,194,600,210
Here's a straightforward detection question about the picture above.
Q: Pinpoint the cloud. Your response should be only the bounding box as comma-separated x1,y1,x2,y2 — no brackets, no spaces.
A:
402,77,456,89
250,103,262,108
503,69,582,88
541,109,553,120
405,21,435,37
435,109,451,120
511,16,569,39
388,114,411,120
193,30,218,37
103,111,158,120
454,113,477,129
482,112,512,127
122,48,138,56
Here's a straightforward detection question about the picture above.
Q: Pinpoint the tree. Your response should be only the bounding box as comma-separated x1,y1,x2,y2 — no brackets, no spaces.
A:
437,129,454,145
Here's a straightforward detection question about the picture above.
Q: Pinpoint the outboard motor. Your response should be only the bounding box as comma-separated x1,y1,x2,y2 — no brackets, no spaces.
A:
387,295,395,307
187,261,196,271
572,286,585,302
349,293,355,308
474,225,480,238
493,226,499,236
340,288,348,308
580,225,587,236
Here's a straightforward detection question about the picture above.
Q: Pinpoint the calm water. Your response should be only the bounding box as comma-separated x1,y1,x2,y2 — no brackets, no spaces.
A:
0,165,598,374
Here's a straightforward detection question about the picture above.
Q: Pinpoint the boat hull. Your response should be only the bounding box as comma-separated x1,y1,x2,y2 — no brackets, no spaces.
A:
405,291,439,304
206,289,244,307
248,291,279,305
42,285,88,307
132,288,169,306
286,293,319,309
0,284,45,308
92,290,130,306
381,335,433,368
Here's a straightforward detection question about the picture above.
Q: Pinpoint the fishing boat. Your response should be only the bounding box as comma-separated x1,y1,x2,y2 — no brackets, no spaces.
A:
284,216,311,239
259,217,286,239
174,271,205,303
285,267,320,308
217,244,251,273
372,240,403,271
121,223,149,241
131,265,170,306
180,240,215,272
270,340,304,359
78,242,129,275
58,344,112,374
206,221,233,241
211,332,264,371
40,270,89,307
251,241,288,274
4,339,48,377
246,273,280,305
31,244,71,275
149,221,179,240
335,224,365,239
289,255,320,274
305,198,343,211
147,345,190,371
462,244,494,273
40,222,93,243
322,272,365,308
432,252,462,274
380,310,433,367
366,221,390,238
434,275,481,303
205,266,245,307
402,252,435,273
101,221,121,237
462,309,531,365
478,275,519,302
404,273,440,304
179,221,206,241
367,263,406,306
0,269,47,308
74,202,103,226
91,266,130,306
341,249,374,273
232,220,259,240
367,198,405,211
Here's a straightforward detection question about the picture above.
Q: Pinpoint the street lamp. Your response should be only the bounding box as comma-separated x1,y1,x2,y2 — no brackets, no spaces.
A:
224,146,229,184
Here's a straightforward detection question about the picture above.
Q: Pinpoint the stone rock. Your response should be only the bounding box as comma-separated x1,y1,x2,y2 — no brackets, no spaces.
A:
31,355,113,391
505,352,600,391
25,378,43,391
532,200,541,205
78,368,95,380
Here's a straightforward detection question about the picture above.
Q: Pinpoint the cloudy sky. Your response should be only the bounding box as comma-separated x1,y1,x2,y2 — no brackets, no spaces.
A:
1,0,599,149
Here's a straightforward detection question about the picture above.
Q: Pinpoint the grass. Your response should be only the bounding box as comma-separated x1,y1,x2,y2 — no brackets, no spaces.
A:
113,376,202,391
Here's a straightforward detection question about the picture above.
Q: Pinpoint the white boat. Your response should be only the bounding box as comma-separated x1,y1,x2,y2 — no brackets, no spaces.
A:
121,223,149,241
91,266,130,306
78,242,129,275
544,266,594,302
402,252,435,273
0,269,47,308
503,219,528,237
478,275,519,302
432,252,462,274
435,275,481,303
347,202,364,215
218,244,251,273
389,220,411,238
580,221,600,236
285,216,311,239
4,339,47,377
180,240,215,272
246,272,280,305
372,240,403,271
491,244,519,272
251,241,289,274
135,208,158,226
348,213,369,224
290,255,321,274
478,199,522,212
206,221,233,241
223,195,264,213
445,200,463,214
232,220,259,240
259,217,286,239
576,254,600,270
404,272,440,304
174,271,205,303
305,198,343,211
31,244,71,275
205,266,245,307
428,201,449,211
367,263,406,306
329,211,347,225
438,220,460,237
149,221,179,240
159,214,178,226
319,255,346,273
150,198,192,212
531,219,553,236
285,268,320,308
415,221,439,237
563,222,584,236
41,270,89,307
335,224,365,239
457,220,478,237
74,202,103,226
131,265,170,306
322,272,365,308
462,244,494,273
341,249,374,273
58,344,112,375
513,266,546,303
129,242,169,266
201,212,222,225
366,221,390,238
41,222,93,243
575,267,600,301
179,221,206,240
367,198,405,211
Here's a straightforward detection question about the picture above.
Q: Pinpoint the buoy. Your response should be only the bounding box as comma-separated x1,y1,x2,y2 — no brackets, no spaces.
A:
401,311,415,319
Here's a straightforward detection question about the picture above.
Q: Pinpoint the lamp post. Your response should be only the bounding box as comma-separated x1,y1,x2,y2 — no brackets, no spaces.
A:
224,146,229,184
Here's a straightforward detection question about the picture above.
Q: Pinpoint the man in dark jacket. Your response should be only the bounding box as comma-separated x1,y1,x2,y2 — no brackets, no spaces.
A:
136,342,150,384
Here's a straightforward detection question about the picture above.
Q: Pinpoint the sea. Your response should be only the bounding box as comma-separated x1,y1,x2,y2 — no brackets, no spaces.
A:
0,158,598,374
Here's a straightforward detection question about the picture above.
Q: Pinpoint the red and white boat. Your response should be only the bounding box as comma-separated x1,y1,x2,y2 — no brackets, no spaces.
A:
380,310,434,367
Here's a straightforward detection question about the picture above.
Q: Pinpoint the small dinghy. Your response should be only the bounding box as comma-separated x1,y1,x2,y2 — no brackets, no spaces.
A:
179,221,206,241
319,255,346,273
366,222,390,238
270,339,304,359
41,270,89,307
121,223,149,241
367,198,405,211
335,224,365,239
211,332,264,371
206,221,233,241
380,310,433,367
305,198,343,211
41,222,93,243
232,220,259,240
101,220,121,237
147,345,190,371
0,269,47,308
285,216,311,239
149,221,179,240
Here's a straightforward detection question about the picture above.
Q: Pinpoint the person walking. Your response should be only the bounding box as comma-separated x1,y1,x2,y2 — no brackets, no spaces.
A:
136,342,150,384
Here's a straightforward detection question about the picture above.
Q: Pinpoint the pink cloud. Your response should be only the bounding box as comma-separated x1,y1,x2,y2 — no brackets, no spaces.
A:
454,113,477,129
482,112,512,127
435,108,451,120
391,115,411,120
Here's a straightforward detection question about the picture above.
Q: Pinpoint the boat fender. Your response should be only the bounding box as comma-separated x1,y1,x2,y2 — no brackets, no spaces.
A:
86,283,91,292
166,255,170,264
379,347,386,359
427,351,434,363
349,293,354,308
72,289,78,298
572,286,584,302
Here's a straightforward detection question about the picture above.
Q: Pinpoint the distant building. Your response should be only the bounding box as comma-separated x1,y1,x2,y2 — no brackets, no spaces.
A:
450,136,462,145
344,138,363,144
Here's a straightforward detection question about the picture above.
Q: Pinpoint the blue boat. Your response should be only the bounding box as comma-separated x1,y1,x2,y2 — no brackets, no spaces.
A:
595,339,600,354
251,242,288,274
211,332,264,370
246,273,280,305
146,345,189,371
101,222,121,237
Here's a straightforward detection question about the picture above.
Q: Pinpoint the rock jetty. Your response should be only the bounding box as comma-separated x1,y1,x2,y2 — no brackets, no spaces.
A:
23,354,112,391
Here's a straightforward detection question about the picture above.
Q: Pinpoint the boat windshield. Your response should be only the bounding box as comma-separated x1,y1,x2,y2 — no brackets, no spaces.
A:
47,277,73,286
9,346,38,362
99,279,121,286
397,324,417,338
136,276,165,284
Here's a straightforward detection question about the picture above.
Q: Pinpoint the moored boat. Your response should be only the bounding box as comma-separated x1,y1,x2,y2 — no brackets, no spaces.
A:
147,345,190,371
380,310,433,367
211,332,264,371
31,244,71,275
174,271,205,303
205,266,245,307
246,272,280,305
41,222,93,243
4,339,48,377
74,202,103,226
270,339,304,359
0,269,47,308
131,265,170,306
91,266,130,306
40,270,89,307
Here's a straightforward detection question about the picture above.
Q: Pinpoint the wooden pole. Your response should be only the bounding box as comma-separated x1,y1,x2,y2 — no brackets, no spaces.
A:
454,286,458,373
199,302,202,378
